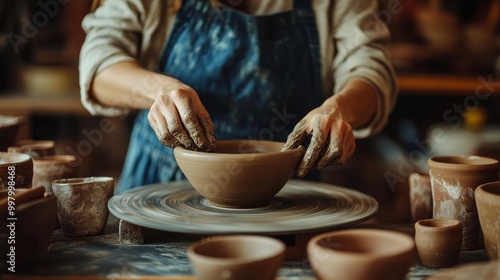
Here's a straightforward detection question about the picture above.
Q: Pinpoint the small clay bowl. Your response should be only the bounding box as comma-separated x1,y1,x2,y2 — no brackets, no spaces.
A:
32,155,77,193
0,152,33,190
415,218,462,267
475,181,500,260
187,235,285,280
8,140,56,159
174,140,305,208
0,115,25,152
307,229,416,280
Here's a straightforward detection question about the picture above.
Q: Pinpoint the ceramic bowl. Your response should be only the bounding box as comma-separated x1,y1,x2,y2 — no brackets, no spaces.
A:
0,152,33,190
0,115,25,152
8,139,56,159
174,140,305,208
187,235,286,280
475,181,500,260
0,189,57,267
307,229,416,280
415,218,462,267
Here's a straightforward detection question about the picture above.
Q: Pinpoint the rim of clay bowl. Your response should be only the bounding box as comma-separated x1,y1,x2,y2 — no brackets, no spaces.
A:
476,181,500,197
0,115,25,128
428,155,499,170
32,155,76,164
188,235,286,264
52,176,114,186
14,140,55,149
415,219,462,232
0,152,32,165
309,229,415,258
174,140,305,159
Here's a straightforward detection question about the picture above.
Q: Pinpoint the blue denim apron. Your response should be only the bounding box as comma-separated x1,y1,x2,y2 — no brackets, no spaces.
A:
117,0,323,193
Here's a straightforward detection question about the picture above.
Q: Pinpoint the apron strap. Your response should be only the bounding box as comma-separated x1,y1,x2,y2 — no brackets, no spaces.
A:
294,0,311,9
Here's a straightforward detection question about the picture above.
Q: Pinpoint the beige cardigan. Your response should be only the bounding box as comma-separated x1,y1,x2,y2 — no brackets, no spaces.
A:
79,0,398,138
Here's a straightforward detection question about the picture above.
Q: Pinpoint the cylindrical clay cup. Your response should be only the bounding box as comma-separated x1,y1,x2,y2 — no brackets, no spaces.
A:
52,177,114,237
0,152,33,190
475,181,500,260
409,172,433,222
32,155,77,193
415,219,462,268
428,155,499,250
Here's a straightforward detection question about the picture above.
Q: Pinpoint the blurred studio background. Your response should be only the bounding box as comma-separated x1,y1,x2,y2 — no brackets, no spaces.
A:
1,0,500,222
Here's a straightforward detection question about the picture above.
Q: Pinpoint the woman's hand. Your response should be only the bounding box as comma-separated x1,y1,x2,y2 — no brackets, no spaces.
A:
148,86,216,152
282,104,355,177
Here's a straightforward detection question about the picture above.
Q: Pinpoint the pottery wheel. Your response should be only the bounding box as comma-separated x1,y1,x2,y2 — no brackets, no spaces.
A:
108,180,378,235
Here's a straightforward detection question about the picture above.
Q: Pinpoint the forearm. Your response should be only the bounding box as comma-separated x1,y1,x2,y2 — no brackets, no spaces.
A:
322,79,377,129
91,61,185,110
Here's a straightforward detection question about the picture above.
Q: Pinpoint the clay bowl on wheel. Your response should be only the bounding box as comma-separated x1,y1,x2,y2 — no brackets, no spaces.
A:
174,140,305,208
307,229,416,280
187,235,286,280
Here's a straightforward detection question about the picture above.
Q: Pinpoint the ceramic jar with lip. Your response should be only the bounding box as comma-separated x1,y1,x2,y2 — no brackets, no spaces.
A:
428,155,499,250
52,177,114,237
8,140,56,159
409,172,433,222
32,155,77,193
307,229,416,280
415,218,462,267
0,152,33,190
475,181,500,260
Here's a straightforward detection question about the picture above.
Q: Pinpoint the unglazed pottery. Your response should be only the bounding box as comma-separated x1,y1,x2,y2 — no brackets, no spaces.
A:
409,172,433,222
52,177,114,236
187,235,285,280
0,152,33,190
8,139,56,159
0,114,24,151
174,140,305,208
0,189,57,266
32,155,77,193
475,181,500,260
428,155,499,250
415,218,462,267
108,180,378,235
307,229,416,280
427,261,500,280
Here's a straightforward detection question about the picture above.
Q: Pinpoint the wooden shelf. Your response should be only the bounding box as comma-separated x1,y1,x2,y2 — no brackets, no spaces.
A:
398,74,500,95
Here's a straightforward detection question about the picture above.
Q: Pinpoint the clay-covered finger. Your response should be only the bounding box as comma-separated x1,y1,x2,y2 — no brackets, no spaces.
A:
148,110,180,147
316,138,342,169
198,111,216,151
297,118,326,177
282,120,307,151
180,110,211,151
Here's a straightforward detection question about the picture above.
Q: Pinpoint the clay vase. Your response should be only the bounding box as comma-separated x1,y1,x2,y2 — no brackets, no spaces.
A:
409,172,433,222
0,152,33,190
32,155,77,193
174,140,305,208
8,140,56,159
307,229,416,280
475,181,500,260
415,218,462,268
52,177,114,236
428,155,499,250
187,235,285,280
0,115,25,151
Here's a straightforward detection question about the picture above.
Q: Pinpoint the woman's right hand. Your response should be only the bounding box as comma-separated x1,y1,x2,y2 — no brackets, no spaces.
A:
148,86,216,152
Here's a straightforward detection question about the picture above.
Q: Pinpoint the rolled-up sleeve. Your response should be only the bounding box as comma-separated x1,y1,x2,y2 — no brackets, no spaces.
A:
79,0,145,116
332,0,398,138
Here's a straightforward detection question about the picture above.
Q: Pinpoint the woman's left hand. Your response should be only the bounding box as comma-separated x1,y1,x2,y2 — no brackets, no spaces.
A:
282,104,356,177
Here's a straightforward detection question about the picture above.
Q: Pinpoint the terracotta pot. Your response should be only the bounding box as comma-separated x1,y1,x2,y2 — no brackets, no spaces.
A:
32,155,77,193
8,140,56,159
475,181,500,260
0,115,25,152
52,177,114,237
428,155,499,250
174,140,305,208
0,152,33,190
415,218,462,267
187,235,285,280
307,229,416,280
409,172,433,222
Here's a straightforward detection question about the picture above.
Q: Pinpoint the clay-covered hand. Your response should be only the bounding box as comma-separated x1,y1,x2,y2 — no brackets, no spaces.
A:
282,105,355,177
148,86,216,151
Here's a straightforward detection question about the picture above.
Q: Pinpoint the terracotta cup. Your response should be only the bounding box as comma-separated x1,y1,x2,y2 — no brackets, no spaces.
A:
428,155,499,250
0,152,33,190
32,155,77,193
307,229,416,280
187,235,285,280
8,140,56,159
415,218,462,268
52,177,114,237
409,172,433,222
475,181,500,260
